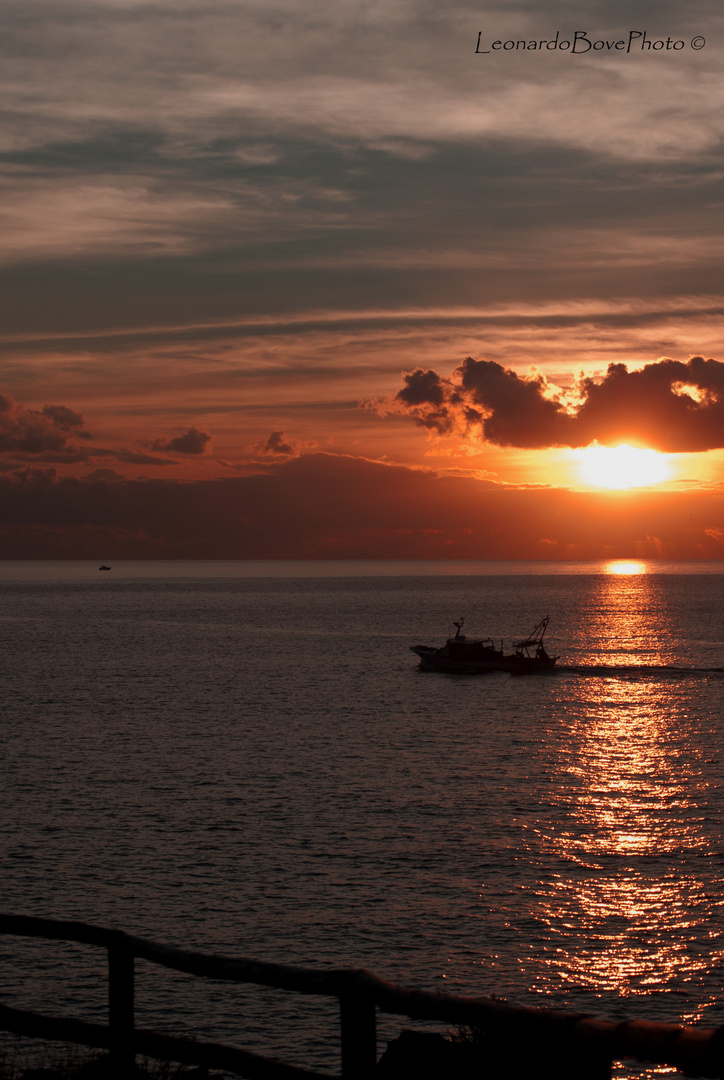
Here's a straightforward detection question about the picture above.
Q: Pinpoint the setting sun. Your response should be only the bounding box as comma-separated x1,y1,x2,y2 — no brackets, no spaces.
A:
604,560,648,575
574,445,671,489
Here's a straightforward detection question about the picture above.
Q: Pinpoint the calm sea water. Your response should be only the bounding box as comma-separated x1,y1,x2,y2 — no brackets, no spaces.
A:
1,561,724,1078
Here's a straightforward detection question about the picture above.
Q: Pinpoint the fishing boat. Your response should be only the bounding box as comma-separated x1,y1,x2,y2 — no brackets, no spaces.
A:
410,616,557,674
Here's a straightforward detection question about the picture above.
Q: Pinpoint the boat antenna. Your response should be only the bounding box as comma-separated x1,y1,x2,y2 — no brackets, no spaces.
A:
453,617,465,639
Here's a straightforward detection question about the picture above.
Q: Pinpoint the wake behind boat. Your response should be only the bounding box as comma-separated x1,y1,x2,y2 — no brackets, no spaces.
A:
411,616,558,674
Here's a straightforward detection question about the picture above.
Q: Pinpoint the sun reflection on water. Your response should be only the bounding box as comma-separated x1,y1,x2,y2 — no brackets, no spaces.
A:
573,570,680,666
520,572,724,1020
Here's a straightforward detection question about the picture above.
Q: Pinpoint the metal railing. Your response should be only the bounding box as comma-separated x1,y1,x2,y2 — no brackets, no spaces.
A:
1,915,723,1078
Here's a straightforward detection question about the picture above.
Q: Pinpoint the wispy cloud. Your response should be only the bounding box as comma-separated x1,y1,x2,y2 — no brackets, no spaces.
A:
0,0,722,268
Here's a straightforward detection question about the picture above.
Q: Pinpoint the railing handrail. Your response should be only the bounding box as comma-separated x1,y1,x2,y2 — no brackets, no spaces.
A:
1,914,723,1078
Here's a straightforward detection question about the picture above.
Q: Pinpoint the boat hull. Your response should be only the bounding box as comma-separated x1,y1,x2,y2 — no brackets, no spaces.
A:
410,645,557,675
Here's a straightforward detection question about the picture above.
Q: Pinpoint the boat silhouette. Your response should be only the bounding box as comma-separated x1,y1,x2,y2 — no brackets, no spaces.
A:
411,616,557,674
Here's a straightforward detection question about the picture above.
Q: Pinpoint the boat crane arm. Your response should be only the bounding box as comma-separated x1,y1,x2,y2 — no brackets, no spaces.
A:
514,615,550,649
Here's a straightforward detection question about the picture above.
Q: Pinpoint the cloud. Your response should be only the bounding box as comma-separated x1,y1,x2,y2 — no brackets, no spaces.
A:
3,0,721,166
0,0,722,488
0,176,237,263
0,391,194,466
0,392,89,454
39,404,89,433
112,448,180,465
4,466,58,487
85,468,125,482
0,452,723,560
391,355,724,452
261,430,297,455
0,0,721,281
150,426,212,454
246,430,318,457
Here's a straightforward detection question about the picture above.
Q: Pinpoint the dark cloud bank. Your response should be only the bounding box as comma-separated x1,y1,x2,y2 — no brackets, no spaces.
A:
396,355,724,451
1,454,723,560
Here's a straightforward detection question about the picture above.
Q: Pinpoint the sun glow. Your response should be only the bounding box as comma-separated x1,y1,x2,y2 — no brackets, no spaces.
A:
605,560,648,575
575,444,671,489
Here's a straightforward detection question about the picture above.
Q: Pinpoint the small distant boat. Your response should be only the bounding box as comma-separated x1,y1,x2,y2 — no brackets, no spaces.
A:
411,616,558,674
98,565,112,571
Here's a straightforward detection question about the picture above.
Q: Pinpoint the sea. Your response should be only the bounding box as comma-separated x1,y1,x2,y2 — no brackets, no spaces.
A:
1,559,723,1079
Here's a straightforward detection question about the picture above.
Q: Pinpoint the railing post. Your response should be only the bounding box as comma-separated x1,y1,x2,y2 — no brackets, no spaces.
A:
108,938,135,1074
340,992,376,1079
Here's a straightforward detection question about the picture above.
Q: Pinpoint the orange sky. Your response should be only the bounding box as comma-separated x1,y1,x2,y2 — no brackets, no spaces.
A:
0,0,722,557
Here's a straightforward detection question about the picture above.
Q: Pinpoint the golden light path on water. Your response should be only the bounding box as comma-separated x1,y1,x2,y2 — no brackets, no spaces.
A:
523,570,724,1040
545,685,710,999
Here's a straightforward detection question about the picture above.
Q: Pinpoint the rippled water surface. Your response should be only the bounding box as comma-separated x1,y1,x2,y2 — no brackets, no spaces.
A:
1,561,723,1078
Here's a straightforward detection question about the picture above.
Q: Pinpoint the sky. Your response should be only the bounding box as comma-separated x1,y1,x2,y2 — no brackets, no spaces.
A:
1,0,723,558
